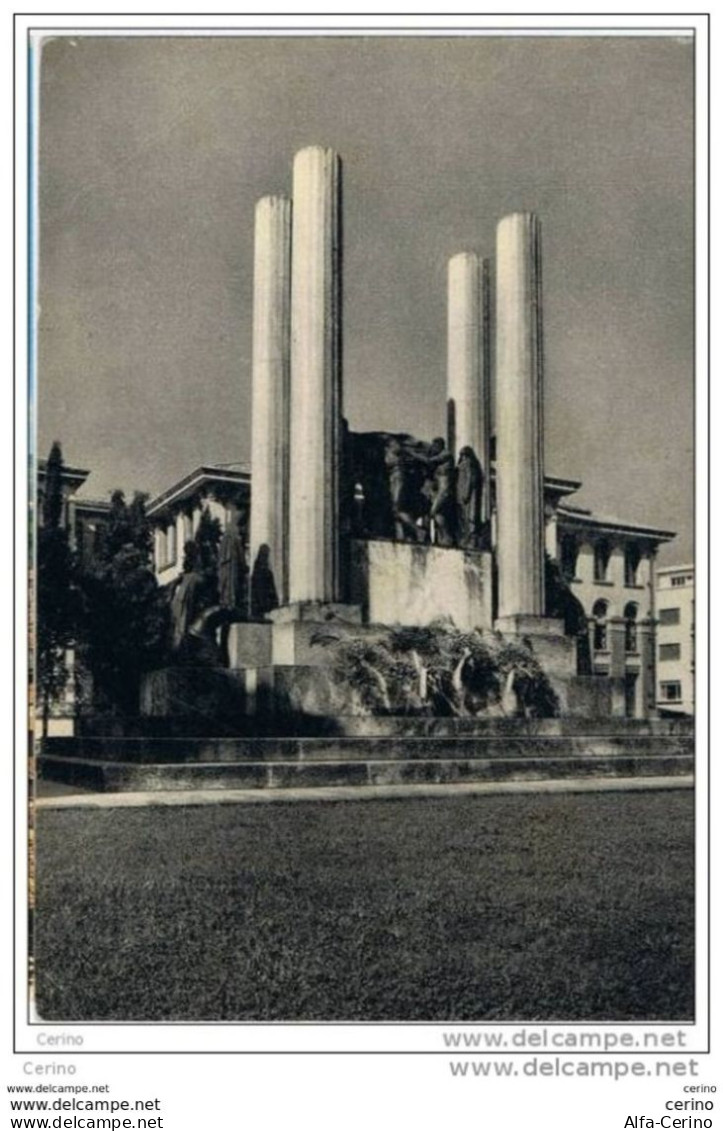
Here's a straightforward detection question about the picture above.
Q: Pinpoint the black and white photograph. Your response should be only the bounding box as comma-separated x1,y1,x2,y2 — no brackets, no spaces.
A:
28,25,697,1031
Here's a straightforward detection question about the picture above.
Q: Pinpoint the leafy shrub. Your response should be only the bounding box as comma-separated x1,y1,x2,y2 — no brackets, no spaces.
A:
316,621,558,718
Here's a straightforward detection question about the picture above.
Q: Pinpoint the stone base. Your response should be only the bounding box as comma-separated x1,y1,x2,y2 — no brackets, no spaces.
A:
39,721,694,792
256,665,349,723
226,622,273,668
140,667,247,726
495,614,582,715
270,601,363,625
495,615,575,677
494,614,565,638
270,602,363,665
350,539,493,631
564,676,614,719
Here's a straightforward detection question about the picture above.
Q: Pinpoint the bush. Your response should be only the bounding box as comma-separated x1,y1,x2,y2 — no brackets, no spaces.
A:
315,620,558,718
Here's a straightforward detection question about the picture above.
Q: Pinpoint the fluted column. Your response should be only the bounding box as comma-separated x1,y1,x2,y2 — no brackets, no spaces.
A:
495,212,545,619
288,146,342,604
250,195,291,605
447,252,492,522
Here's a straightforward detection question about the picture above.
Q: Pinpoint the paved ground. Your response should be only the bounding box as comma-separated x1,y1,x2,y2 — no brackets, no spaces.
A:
35,773,693,809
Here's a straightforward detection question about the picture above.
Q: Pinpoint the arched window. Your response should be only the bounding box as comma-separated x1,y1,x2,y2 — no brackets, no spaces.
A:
624,602,638,653
592,599,609,651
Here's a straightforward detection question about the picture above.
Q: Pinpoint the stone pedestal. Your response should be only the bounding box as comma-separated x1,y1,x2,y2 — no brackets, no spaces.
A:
269,601,362,666
226,622,273,669
349,539,493,632
495,614,574,673
288,146,342,604
140,667,246,725
495,614,577,711
250,195,292,605
495,212,545,620
564,676,613,719
447,252,491,522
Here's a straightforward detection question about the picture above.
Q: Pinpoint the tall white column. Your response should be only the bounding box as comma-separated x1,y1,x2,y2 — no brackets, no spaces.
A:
495,212,545,619
250,195,291,604
288,146,342,604
447,252,492,522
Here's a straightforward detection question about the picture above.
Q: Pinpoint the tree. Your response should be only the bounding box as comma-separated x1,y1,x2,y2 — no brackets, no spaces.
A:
36,442,76,737
78,490,168,714
192,505,222,607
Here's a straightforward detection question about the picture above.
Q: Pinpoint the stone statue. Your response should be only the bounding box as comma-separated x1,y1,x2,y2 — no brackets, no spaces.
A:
170,541,207,652
425,437,457,547
456,445,483,549
218,518,248,617
385,436,424,542
250,543,279,621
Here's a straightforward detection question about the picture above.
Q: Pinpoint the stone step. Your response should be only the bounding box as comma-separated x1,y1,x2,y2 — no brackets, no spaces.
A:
75,713,694,739
42,732,694,764
38,752,694,793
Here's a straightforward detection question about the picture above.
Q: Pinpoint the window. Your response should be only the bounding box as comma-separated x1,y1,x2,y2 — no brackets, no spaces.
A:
560,533,579,580
659,681,682,702
593,540,611,582
671,576,687,587
155,527,165,570
659,643,681,662
658,607,680,626
624,544,641,586
592,599,608,651
624,602,638,653
166,523,177,565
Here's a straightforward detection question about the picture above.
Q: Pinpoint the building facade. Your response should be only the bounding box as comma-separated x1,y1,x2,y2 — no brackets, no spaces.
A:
147,464,250,588
655,564,695,716
549,500,674,717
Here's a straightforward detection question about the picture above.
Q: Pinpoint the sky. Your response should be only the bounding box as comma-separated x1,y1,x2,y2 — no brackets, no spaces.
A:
36,33,694,564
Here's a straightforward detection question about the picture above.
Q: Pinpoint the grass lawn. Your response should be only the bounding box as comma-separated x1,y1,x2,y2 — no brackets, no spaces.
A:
34,791,694,1021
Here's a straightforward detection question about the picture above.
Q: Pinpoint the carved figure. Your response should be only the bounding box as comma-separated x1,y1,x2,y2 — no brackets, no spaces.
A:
385,437,424,542
218,519,248,615
456,446,483,549
170,542,206,651
425,437,457,547
250,543,279,621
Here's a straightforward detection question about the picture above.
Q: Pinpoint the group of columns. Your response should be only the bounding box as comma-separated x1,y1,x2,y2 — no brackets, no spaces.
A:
250,145,546,623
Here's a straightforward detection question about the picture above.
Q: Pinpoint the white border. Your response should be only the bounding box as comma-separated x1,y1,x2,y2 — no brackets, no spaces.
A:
13,11,710,1057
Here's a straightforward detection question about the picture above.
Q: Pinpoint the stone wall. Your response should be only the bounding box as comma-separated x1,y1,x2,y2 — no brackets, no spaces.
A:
349,538,493,631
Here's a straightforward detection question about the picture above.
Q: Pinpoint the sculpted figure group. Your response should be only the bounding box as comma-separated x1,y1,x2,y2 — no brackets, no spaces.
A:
350,430,488,550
